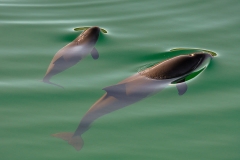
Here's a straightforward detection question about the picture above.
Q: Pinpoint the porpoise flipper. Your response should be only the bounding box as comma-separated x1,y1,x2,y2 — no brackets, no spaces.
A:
91,47,99,60
52,132,84,151
42,80,65,89
176,80,188,95
103,83,127,99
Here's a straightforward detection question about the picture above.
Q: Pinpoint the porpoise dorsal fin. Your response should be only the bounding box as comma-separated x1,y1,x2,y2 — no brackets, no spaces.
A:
91,47,99,60
103,83,127,99
176,79,188,95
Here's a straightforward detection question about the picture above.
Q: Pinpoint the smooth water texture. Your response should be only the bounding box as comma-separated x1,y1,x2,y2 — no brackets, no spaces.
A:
1,0,240,160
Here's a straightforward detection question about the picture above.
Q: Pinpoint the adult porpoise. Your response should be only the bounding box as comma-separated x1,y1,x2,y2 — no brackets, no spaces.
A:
53,52,212,150
43,26,100,87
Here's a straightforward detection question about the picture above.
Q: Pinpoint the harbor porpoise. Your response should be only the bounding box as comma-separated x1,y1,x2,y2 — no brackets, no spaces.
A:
53,52,212,150
43,26,100,87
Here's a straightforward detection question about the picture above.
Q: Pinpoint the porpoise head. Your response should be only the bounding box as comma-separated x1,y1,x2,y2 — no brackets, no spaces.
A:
140,52,212,80
76,26,100,46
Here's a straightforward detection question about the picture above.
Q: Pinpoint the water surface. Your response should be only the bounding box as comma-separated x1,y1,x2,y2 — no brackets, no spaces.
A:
1,0,240,159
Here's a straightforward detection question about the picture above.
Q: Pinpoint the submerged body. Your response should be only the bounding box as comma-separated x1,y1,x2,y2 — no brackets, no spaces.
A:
43,26,100,86
53,52,212,150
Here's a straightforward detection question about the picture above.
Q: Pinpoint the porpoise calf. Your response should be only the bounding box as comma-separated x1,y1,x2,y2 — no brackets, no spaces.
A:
43,26,100,87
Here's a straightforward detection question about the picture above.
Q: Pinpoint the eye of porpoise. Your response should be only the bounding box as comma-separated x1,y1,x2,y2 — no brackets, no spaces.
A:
42,26,100,88
52,52,213,151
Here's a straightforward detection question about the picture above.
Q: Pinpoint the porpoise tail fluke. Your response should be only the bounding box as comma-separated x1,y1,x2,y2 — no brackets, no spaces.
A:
52,132,84,151
42,78,64,89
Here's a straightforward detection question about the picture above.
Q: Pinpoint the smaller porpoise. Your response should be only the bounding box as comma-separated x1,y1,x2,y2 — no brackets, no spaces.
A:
52,52,212,150
43,26,100,87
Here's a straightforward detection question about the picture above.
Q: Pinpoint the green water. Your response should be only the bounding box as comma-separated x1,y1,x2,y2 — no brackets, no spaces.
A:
1,0,240,159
